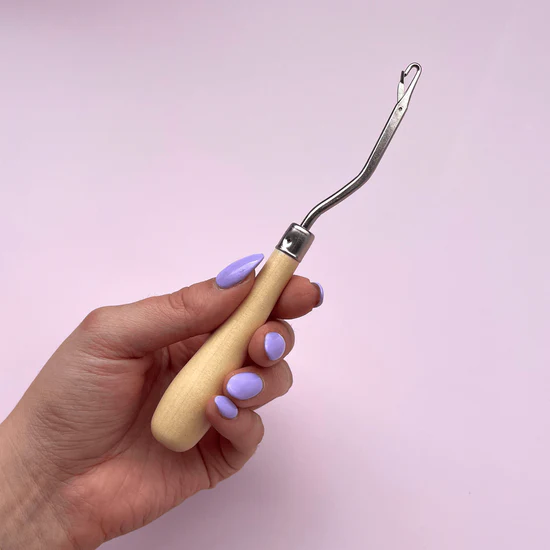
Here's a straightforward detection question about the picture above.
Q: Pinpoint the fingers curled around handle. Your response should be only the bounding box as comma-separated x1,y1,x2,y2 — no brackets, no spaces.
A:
224,362,293,409
248,320,295,367
206,397,265,471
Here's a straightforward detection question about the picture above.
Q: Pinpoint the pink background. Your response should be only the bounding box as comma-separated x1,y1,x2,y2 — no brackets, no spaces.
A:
1,2,549,549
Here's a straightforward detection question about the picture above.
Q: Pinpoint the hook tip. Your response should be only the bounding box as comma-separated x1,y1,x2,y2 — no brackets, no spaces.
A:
398,62,422,102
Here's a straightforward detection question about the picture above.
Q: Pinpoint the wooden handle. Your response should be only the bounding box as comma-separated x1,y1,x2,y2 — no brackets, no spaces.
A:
151,249,299,452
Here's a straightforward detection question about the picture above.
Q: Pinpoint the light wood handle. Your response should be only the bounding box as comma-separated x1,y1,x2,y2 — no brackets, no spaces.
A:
151,249,299,452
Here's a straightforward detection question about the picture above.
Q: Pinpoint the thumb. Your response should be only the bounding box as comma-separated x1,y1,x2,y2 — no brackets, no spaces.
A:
77,253,264,358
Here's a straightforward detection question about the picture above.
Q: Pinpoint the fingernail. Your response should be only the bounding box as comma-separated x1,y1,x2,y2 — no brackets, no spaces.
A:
214,395,238,419
227,372,263,400
312,282,324,307
264,332,286,361
216,253,264,289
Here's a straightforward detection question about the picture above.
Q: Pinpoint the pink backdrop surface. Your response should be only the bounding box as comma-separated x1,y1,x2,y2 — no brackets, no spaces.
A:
1,2,549,549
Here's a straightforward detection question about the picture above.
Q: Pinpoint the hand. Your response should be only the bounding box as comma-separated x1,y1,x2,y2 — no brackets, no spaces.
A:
0,253,323,549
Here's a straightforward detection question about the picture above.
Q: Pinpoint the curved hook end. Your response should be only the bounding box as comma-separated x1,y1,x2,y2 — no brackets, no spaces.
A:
397,62,422,103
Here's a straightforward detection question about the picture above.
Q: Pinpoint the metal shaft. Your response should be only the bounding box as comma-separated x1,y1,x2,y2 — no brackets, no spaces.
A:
276,62,422,263
301,62,422,231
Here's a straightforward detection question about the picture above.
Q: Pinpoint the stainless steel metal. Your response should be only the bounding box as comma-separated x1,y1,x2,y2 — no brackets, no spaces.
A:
300,62,422,231
397,62,422,103
276,223,315,262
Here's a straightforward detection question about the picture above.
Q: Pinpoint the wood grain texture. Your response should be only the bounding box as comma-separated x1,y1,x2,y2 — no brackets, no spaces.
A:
151,249,299,452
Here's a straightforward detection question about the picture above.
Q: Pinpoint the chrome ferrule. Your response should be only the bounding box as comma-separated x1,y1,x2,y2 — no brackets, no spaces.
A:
275,223,315,262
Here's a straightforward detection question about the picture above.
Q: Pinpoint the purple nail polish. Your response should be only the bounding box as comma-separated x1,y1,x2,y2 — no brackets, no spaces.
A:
214,395,238,419
216,253,264,289
312,282,324,307
227,372,263,400
264,332,285,361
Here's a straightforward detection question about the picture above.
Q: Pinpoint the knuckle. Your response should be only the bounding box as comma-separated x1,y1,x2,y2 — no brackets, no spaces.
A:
277,360,293,395
167,285,203,318
77,306,121,357
284,364,294,394
253,412,265,444
280,320,295,347
280,319,293,335
80,306,113,334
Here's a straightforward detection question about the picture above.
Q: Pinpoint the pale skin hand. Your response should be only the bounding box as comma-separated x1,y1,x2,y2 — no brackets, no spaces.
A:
0,271,320,549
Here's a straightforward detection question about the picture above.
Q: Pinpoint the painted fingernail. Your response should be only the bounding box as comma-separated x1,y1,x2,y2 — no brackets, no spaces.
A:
264,332,286,361
312,282,324,307
227,372,263,400
216,253,264,289
214,395,238,419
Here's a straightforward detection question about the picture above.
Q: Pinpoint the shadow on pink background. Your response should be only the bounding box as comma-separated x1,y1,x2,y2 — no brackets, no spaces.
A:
1,2,549,549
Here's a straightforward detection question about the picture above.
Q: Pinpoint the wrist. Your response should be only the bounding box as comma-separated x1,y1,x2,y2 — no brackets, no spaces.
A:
0,420,77,550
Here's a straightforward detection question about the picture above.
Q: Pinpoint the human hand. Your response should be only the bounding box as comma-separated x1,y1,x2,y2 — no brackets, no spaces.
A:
0,253,323,549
